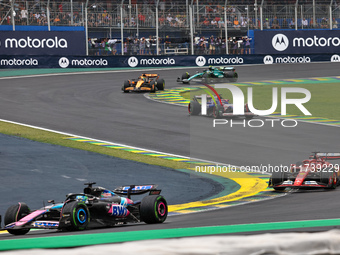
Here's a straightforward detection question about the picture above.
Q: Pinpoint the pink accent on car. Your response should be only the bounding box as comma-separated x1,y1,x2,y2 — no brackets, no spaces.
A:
15,210,47,226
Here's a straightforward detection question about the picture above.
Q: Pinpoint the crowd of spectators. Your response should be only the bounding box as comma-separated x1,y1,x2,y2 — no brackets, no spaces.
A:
0,0,338,29
88,34,253,56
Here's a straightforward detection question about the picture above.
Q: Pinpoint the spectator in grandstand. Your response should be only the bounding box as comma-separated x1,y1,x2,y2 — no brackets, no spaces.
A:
321,17,328,28
282,18,288,29
164,35,171,49
233,17,240,28
139,37,146,55
199,36,207,55
166,13,173,26
209,35,216,55
243,37,251,54
211,18,218,28
159,15,165,26
20,8,28,25
132,38,139,55
202,17,210,27
272,16,280,29
302,18,308,28
216,37,222,54
54,15,61,25
333,18,338,28
265,18,270,29
241,17,248,28
289,18,295,29
231,38,238,55
218,18,224,28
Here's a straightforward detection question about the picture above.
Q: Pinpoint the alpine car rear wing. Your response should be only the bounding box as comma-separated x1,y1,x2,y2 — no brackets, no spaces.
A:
309,152,340,160
114,185,161,198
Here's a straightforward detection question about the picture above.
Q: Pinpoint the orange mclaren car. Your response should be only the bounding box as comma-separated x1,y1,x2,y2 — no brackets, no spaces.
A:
122,73,165,93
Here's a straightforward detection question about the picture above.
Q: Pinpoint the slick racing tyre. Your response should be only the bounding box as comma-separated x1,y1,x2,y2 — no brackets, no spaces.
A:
270,171,287,191
122,80,130,93
213,105,224,119
188,100,201,115
140,195,168,224
60,201,90,231
4,202,31,235
182,72,190,80
156,78,165,90
150,80,156,93
321,169,337,189
224,71,238,82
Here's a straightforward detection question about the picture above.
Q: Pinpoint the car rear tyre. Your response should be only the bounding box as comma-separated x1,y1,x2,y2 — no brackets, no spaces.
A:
213,105,224,119
60,201,89,231
188,101,201,115
140,195,168,224
4,202,30,235
156,78,165,90
123,80,130,93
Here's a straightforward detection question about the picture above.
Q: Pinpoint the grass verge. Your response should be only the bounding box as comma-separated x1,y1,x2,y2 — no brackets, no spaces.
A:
0,121,190,170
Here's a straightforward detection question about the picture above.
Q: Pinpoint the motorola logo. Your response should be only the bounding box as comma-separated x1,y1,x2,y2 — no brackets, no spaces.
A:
196,56,206,67
263,55,274,64
128,57,138,67
59,57,69,68
272,34,289,52
331,54,340,62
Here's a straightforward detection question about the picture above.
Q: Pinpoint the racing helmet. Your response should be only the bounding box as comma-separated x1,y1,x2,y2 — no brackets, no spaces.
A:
208,65,213,71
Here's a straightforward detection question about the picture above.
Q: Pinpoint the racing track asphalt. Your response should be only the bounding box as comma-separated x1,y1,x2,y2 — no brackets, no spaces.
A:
1,62,340,239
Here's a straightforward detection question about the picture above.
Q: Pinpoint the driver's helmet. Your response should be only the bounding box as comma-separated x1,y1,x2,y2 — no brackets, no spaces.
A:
208,65,213,71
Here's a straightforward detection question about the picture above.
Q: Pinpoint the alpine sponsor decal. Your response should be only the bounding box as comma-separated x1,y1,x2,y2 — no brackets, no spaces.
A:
32,221,59,228
108,204,129,217
59,57,108,68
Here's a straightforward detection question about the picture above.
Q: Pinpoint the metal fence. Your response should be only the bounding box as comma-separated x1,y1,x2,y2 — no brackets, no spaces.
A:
1,1,340,56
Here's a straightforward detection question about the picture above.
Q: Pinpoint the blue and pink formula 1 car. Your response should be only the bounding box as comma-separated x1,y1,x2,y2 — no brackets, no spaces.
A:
2,182,167,235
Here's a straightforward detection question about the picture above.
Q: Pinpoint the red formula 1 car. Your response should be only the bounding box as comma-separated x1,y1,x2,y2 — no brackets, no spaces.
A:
269,152,340,191
122,73,165,93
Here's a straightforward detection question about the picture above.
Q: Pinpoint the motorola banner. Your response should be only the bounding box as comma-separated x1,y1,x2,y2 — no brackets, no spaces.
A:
0,54,338,69
255,30,340,54
0,31,85,55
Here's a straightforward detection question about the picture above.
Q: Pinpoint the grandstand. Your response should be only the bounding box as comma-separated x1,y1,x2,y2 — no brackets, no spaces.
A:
0,1,339,55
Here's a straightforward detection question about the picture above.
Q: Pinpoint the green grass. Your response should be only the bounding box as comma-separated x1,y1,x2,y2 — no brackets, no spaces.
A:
0,121,190,170
181,82,340,120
